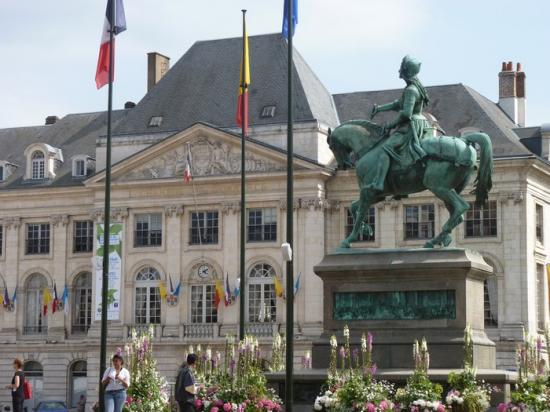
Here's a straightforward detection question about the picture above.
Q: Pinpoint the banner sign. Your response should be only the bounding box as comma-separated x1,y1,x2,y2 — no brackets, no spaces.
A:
94,223,123,321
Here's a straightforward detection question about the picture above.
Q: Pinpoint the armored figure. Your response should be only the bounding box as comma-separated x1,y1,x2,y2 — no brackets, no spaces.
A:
368,55,430,192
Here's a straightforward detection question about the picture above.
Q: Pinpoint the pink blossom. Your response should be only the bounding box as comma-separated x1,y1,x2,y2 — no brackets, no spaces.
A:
437,405,446,412
498,404,509,412
367,332,373,352
223,403,232,412
211,407,219,412
365,402,375,412
194,399,203,410
214,400,224,407
379,400,388,409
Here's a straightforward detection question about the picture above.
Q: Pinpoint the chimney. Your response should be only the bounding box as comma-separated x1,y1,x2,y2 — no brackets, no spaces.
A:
124,101,136,109
147,52,170,92
45,115,59,125
498,61,526,127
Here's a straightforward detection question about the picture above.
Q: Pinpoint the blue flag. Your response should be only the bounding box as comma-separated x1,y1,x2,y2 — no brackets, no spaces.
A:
294,272,302,296
282,0,298,39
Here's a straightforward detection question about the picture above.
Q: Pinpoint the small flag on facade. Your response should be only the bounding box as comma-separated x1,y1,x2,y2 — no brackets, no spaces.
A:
234,278,240,299
282,0,298,39
52,282,60,314
224,273,232,306
214,280,224,308
43,287,53,316
11,288,16,312
236,12,251,136
294,272,302,296
95,0,127,89
62,285,69,315
184,150,192,183
274,276,284,297
2,287,9,308
158,281,167,299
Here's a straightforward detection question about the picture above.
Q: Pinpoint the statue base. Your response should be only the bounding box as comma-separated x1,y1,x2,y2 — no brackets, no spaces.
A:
312,248,496,369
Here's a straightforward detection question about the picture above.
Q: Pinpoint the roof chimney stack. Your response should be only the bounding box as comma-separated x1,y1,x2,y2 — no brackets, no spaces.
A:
45,115,59,125
498,61,526,127
147,52,170,92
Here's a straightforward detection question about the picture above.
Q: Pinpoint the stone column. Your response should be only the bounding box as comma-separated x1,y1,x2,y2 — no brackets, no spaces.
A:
48,214,69,339
0,217,20,341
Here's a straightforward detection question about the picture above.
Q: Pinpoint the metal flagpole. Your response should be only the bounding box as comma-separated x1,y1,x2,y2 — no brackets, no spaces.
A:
285,0,295,410
239,9,247,341
99,0,115,410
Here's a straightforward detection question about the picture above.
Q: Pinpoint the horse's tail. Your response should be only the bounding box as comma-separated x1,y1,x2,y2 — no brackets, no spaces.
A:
462,132,493,205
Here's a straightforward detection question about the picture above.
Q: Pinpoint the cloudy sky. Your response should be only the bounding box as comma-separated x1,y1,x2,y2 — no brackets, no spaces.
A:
1,0,548,128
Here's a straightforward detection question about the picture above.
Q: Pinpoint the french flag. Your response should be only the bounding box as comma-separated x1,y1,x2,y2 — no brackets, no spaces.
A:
95,0,127,89
184,151,192,183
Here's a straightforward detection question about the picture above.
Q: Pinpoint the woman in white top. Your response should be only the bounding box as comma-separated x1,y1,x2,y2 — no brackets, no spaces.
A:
101,354,130,412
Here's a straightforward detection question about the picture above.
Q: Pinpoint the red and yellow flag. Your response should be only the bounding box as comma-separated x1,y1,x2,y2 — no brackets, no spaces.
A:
236,12,250,136
214,280,225,309
43,288,53,316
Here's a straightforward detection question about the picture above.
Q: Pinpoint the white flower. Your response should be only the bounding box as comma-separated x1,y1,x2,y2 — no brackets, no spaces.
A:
330,335,338,349
343,325,350,339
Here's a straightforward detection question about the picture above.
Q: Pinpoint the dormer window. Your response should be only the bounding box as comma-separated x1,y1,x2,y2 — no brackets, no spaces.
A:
71,155,94,178
31,151,45,179
261,105,276,118
74,159,86,177
148,116,163,127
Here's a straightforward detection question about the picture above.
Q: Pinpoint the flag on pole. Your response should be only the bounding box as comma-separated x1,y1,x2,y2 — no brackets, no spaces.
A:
62,285,69,315
43,287,53,316
12,288,16,312
169,275,174,294
282,0,298,39
52,282,60,314
294,272,302,296
0,293,3,307
173,280,181,297
234,278,240,299
224,273,232,306
95,0,127,89
2,287,9,308
274,276,284,297
214,280,224,308
158,281,167,299
236,13,251,136
184,150,192,183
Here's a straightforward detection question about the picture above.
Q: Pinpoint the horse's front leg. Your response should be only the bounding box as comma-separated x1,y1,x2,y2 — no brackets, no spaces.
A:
340,189,378,248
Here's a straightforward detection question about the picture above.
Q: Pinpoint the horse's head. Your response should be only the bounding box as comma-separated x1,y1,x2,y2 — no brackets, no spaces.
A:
328,121,383,170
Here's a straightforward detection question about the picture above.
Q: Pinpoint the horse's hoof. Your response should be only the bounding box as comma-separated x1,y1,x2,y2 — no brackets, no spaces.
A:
340,240,351,248
442,234,453,247
423,241,435,249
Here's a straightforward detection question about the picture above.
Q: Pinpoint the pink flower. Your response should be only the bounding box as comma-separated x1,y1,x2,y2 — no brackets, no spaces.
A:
214,400,224,407
437,405,446,412
223,403,232,412
365,402,375,412
498,404,509,412
194,399,203,410
211,407,219,412
379,400,388,409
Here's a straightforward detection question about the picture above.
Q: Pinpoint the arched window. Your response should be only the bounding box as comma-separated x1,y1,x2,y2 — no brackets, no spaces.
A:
31,151,45,179
248,263,277,322
25,274,48,335
24,361,44,409
135,267,161,324
72,272,92,333
69,361,87,408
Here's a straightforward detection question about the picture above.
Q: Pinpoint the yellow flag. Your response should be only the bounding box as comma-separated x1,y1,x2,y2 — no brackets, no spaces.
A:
43,288,52,305
274,276,284,297
0,294,3,306
158,282,167,299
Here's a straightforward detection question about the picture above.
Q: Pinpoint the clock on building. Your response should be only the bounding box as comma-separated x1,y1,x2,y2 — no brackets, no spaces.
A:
197,264,211,279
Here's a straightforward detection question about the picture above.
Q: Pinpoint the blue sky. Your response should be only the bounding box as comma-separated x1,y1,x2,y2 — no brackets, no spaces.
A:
1,0,548,128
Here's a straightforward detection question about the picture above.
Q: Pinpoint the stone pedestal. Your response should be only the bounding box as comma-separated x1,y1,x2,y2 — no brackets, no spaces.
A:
312,248,496,369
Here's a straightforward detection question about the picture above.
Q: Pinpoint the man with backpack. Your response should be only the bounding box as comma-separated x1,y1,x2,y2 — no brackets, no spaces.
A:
175,354,198,412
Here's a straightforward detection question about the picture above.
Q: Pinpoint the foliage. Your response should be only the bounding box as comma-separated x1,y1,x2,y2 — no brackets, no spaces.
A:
445,325,491,412
394,339,444,412
123,326,170,412
314,325,395,412
194,335,283,412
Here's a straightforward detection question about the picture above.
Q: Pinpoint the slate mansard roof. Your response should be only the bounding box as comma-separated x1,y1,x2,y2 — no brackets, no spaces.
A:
114,33,340,135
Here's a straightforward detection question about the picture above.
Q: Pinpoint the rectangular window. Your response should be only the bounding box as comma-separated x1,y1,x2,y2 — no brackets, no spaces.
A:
135,286,161,324
346,207,375,242
134,213,162,247
74,159,86,177
73,220,94,253
536,204,544,244
26,223,50,254
247,208,277,242
248,283,277,322
191,285,218,323
404,204,434,240
465,201,497,237
190,211,219,245
0,166,3,181
537,264,546,331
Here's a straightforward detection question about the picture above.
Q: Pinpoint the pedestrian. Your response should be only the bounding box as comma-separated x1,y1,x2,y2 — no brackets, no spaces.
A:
4,358,25,412
175,354,198,412
101,354,130,412
76,394,86,412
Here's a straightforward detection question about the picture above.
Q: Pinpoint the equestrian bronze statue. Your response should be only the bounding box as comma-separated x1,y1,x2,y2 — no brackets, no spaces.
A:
329,56,493,248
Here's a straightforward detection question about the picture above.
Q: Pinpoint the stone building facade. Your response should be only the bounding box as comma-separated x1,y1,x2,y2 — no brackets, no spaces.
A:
0,33,549,409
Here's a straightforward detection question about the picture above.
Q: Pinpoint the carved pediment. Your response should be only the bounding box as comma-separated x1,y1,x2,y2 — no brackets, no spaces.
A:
119,135,286,181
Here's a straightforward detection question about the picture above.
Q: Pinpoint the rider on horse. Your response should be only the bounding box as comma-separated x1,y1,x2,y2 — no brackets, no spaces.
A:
368,55,431,192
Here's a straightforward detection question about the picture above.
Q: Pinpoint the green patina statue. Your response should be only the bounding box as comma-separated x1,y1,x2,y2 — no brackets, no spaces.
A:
328,55,493,248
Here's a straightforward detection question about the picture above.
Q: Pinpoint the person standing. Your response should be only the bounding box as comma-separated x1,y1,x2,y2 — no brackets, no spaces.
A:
101,354,130,412
175,354,198,412
5,358,25,412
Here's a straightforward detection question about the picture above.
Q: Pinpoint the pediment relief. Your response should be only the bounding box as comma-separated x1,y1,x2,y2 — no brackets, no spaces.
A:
118,134,289,182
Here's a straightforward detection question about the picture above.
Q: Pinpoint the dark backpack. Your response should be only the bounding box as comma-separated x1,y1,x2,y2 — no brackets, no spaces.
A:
175,366,193,403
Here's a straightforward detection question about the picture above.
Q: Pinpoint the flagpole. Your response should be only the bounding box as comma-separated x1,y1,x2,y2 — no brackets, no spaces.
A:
239,9,247,341
99,0,115,410
285,0,295,410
